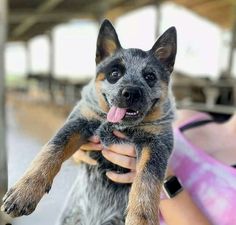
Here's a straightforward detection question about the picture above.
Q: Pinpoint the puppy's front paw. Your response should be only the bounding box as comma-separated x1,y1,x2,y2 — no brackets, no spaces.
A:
1,177,51,217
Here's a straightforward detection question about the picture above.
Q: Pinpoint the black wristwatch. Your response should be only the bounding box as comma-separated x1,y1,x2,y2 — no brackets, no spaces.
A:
161,175,183,200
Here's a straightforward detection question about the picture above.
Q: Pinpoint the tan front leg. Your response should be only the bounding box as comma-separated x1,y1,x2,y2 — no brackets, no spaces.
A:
1,119,88,217
126,147,162,225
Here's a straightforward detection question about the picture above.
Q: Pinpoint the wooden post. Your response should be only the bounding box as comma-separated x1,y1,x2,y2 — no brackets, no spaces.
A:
0,1,10,223
48,30,55,102
155,1,162,38
227,7,236,77
226,6,236,105
25,41,31,76
0,0,8,194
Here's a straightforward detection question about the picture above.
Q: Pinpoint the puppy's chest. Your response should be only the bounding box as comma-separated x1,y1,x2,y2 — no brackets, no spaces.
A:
88,121,152,174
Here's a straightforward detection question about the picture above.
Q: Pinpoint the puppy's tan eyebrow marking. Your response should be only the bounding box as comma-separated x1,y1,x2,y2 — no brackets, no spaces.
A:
96,72,105,81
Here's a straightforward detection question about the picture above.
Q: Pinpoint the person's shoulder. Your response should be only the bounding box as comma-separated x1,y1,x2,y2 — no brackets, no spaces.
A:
173,110,212,128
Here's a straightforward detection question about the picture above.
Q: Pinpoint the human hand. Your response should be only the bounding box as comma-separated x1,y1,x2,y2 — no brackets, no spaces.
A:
102,131,137,183
73,131,137,183
72,135,103,165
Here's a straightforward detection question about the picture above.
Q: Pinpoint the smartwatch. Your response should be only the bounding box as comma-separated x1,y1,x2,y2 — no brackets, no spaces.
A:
161,175,183,200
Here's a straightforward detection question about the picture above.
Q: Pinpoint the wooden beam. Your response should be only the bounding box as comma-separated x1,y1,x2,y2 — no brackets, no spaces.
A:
178,102,236,114
171,0,234,28
9,11,95,24
191,0,229,14
105,0,156,21
9,0,124,38
11,0,64,38
227,0,236,5
203,6,232,25
0,0,8,206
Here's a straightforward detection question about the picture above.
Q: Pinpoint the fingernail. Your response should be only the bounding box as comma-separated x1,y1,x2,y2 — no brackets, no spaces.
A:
102,149,109,155
1,205,5,212
96,144,103,149
93,136,100,143
106,171,111,176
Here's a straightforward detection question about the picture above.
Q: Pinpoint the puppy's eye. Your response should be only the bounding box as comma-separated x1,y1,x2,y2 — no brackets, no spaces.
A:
111,69,120,78
143,73,157,87
107,68,122,84
144,73,156,81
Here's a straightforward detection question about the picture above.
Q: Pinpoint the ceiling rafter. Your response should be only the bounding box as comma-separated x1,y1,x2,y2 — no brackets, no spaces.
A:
9,11,95,23
11,0,64,38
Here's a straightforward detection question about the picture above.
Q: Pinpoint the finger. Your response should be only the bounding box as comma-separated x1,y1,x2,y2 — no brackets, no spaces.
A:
73,151,97,165
102,149,136,170
108,144,136,157
88,135,100,143
106,171,136,183
113,130,127,139
80,143,103,151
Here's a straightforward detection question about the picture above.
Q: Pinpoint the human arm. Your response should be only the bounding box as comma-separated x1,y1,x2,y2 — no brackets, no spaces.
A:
159,169,211,225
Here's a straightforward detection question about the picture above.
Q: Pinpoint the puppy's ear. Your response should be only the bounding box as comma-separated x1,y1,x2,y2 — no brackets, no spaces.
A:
151,27,177,73
96,19,121,64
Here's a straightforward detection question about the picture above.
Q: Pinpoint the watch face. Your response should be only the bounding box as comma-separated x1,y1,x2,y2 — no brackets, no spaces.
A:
163,176,183,198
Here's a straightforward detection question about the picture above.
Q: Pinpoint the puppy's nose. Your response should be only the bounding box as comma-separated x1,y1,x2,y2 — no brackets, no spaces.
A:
121,87,142,103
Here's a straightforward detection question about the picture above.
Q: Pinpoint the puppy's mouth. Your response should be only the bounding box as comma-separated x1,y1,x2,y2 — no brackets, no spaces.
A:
107,106,140,123
103,94,140,123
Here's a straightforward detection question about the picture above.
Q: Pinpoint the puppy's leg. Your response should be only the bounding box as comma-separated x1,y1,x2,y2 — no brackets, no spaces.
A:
125,139,172,225
1,118,96,217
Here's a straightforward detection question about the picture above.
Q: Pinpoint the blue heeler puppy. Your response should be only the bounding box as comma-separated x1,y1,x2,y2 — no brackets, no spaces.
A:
2,19,177,225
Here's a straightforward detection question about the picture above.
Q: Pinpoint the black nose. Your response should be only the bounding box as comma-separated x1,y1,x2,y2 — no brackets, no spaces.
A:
121,87,142,103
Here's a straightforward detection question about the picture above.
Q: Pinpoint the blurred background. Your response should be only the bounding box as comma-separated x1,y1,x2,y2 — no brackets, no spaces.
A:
0,0,236,224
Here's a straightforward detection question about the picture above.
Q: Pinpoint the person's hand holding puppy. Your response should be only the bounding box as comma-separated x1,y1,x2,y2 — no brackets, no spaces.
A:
73,131,137,183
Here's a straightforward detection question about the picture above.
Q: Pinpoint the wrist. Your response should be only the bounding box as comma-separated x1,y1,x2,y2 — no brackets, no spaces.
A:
165,168,174,177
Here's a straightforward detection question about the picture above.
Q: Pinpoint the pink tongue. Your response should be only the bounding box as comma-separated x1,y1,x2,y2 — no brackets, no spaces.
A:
107,106,127,123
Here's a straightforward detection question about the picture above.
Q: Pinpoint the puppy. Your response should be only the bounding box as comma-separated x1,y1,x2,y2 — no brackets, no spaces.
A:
1,20,177,225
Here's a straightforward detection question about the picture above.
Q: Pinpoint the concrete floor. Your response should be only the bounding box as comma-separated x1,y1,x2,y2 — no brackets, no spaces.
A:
5,106,79,225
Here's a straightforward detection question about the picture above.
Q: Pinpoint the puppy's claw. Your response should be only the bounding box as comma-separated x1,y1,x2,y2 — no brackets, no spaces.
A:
1,204,5,212
1,177,48,217
6,203,16,214
45,185,51,194
2,190,12,203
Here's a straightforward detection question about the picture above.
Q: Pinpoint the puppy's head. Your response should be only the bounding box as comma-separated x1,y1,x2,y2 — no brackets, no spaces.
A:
95,20,177,126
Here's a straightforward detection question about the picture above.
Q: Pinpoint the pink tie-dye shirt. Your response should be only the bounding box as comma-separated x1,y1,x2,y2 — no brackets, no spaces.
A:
161,116,236,225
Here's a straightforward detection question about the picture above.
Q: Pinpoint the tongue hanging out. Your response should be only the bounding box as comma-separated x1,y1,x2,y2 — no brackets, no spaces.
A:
107,106,127,123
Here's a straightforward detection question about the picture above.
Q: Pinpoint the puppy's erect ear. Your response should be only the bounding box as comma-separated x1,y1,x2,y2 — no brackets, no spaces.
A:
151,27,177,73
96,19,121,64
